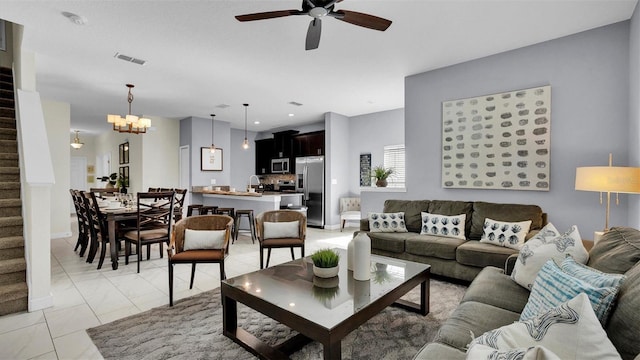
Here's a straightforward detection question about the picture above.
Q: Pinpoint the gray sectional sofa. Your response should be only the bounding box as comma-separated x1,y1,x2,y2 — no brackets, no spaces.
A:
415,226,640,359
359,200,546,282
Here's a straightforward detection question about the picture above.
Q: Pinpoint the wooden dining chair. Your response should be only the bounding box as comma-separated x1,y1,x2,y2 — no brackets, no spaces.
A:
81,191,111,269
173,188,188,222
89,187,120,198
123,191,175,273
167,215,233,306
70,189,89,256
255,210,307,269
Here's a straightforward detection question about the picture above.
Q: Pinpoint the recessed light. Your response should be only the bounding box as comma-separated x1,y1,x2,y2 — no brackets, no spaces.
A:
288,113,294,117
253,121,260,125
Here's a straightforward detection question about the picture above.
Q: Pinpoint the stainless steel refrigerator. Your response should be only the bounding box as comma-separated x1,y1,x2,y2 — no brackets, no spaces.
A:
295,156,324,228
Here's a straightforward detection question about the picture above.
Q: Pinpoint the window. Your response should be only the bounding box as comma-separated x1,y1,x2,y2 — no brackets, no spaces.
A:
383,144,405,188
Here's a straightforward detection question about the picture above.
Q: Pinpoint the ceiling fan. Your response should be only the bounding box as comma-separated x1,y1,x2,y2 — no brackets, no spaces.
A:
235,0,392,50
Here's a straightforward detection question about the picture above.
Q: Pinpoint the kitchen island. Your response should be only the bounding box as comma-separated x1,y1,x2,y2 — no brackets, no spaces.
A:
191,189,303,215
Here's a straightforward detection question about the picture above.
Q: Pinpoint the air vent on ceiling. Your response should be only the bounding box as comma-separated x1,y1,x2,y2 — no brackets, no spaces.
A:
288,101,303,106
215,104,230,109
114,52,147,66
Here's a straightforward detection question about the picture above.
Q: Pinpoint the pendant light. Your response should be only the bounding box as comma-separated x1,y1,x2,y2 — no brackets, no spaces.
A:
70,130,84,149
106,84,151,134
242,103,250,150
210,114,216,154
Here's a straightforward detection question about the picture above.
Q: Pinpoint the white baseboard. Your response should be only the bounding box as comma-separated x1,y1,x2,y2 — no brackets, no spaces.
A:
323,224,340,230
51,231,72,239
29,293,53,312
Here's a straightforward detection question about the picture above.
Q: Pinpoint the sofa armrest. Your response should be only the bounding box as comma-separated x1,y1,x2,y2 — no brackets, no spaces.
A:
360,218,370,231
505,254,519,275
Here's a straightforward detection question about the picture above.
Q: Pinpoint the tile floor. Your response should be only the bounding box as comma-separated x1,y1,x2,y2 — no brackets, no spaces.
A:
0,217,356,359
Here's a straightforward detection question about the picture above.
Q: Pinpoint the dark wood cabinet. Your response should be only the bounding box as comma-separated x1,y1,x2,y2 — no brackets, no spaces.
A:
255,138,274,175
293,131,325,157
272,130,299,159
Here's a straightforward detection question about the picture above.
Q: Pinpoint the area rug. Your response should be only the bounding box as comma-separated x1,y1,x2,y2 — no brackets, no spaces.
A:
87,279,467,360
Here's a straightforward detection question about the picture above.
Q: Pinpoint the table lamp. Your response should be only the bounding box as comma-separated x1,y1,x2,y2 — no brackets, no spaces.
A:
575,154,640,242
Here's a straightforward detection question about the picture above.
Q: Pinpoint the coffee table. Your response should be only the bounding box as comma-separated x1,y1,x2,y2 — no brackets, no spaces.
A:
221,248,430,359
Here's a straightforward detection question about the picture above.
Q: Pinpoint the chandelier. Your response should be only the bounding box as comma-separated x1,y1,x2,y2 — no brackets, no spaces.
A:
107,84,151,134
70,130,84,149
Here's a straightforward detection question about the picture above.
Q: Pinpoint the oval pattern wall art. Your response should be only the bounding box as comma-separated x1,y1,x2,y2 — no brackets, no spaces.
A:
441,85,551,191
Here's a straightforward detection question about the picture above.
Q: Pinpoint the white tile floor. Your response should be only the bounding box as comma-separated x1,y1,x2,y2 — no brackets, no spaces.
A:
0,217,356,360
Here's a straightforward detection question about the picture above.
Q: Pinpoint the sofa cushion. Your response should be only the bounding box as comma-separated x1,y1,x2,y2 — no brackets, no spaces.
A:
461,267,530,314
467,344,562,360
367,232,406,253
511,224,588,290
383,200,430,233
479,218,532,250
413,342,465,360
587,226,640,274
428,200,474,237
456,241,518,269
470,201,543,240
471,293,621,360
433,301,521,350
520,260,624,325
606,261,640,360
405,234,467,260
420,212,466,240
368,212,408,233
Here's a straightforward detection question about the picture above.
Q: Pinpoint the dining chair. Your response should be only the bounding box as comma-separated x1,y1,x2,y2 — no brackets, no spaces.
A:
255,210,306,269
123,191,175,273
167,214,233,306
81,191,112,269
70,189,88,255
173,188,188,222
89,187,120,198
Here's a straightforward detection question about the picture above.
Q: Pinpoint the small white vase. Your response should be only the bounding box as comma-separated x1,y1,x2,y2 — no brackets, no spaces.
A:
313,265,339,278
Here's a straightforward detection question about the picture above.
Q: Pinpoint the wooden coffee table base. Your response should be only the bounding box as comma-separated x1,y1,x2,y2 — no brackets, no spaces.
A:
222,271,429,360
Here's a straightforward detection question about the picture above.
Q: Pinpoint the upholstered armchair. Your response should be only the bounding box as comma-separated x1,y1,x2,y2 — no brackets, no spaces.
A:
255,210,306,269
167,215,233,306
339,197,361,232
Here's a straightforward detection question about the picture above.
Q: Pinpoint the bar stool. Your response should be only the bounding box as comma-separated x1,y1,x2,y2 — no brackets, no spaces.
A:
186,204,203,217
186,205,218,216
215,207,235,217
234,209,256,244
200,206,219,215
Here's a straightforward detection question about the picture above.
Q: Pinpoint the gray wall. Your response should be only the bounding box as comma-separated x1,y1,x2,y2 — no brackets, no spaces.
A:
363,21,633,238
348,108,404,194
180,116,231,187
325,112,350,228
629,6,640,229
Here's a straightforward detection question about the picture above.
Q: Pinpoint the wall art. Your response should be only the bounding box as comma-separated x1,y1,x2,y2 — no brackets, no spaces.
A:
360,153,372,187
201,147,223,171
441,85,551,191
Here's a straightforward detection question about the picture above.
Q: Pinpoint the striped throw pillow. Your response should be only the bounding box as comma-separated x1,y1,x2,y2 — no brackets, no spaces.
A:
520,259,625,325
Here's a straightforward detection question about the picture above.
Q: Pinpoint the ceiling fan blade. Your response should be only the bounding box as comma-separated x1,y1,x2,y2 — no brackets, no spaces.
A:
330,10,392,31
305,18,322,50
235,10,304,22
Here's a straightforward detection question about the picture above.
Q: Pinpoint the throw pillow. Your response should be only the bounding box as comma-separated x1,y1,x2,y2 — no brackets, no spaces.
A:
511,223,588,290
368,212,408,233
263,221,299,239
419,212,466,240
466,344,561,360
561,256,626,288
183,229,226,250
520,259,624,325
469,293,621,360
479,218,532,250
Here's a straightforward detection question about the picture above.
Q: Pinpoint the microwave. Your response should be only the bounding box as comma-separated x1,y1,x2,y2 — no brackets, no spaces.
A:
271,158,290,173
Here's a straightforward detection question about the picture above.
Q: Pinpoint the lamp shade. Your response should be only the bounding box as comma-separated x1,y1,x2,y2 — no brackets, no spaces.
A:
575,166,640,193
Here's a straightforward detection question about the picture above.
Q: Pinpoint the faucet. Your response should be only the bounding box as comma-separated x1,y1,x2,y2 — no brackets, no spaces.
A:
248,175,261,191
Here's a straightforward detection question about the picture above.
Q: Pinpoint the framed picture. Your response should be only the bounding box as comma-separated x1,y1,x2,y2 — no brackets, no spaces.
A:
360,153,372,186
119,142,129,164
201,147,223,171
0,20,5,52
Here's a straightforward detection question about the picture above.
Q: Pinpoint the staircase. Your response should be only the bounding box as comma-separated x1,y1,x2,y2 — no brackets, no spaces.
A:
0,67,28,316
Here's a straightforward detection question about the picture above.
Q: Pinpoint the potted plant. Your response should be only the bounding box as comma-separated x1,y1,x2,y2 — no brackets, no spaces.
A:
372,165,394,187
311,248,340,278
116,174,129,194
98,173,118,188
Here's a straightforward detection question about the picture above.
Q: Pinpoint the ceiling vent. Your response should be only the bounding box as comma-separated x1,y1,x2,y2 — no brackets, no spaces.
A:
114,52,147,66
288,101,303,106
215,104,230,109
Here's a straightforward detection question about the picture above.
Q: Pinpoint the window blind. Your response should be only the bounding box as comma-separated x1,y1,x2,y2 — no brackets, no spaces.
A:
383,144,405,188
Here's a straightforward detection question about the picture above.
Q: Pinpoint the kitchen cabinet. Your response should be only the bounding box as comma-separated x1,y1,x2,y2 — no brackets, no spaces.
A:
255,138,274,175
273,130,299,158
293,131,325,157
